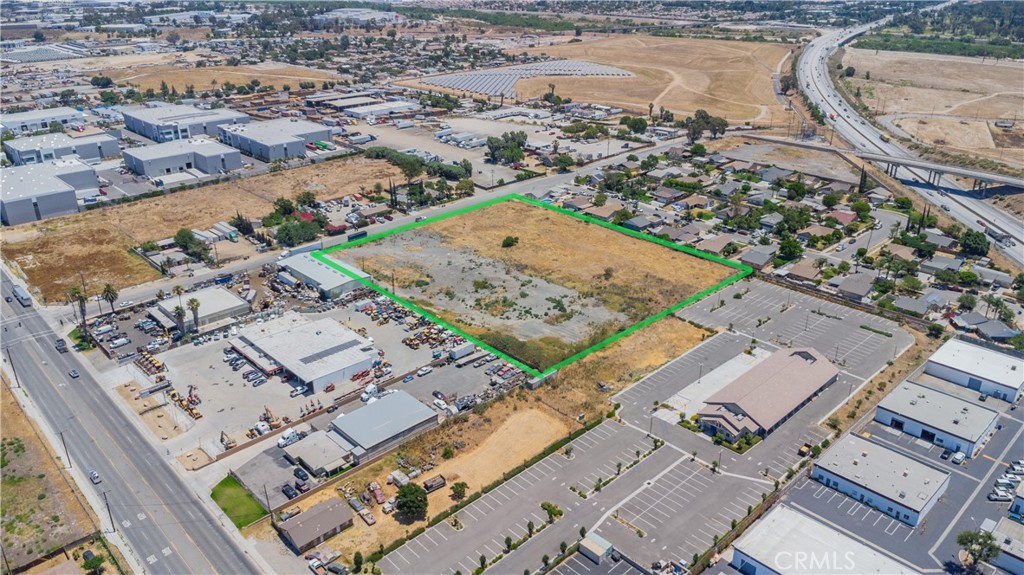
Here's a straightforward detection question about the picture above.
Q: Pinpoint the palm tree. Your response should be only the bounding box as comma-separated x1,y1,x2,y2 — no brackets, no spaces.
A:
172,285,185,308
101,283,119,314
156,288,166,301
648,102,654,120
981,294,1001,319
187,298,201,332
67,287,88,337
548,82,555,97
172,305,186,333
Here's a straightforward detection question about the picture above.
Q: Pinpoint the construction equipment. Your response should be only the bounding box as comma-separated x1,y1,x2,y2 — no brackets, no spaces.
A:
262,406,282,429
220,431,237,449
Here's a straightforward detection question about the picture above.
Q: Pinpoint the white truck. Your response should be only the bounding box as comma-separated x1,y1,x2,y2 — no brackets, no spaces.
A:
277,428,300,448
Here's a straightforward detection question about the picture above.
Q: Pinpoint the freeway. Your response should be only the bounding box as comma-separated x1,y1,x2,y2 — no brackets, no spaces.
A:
0,269,261,575
796,0,1023,268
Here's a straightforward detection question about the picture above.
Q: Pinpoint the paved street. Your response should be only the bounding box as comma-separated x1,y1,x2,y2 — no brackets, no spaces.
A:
1,270,262,575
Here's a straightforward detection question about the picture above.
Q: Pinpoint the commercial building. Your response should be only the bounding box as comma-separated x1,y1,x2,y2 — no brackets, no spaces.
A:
121,103,249,143
0,158,97,225
731,505,915,575
219,118,331,162
875,381,998,458
0,106,83,133
234,317,375,394
812,435,950,526
329,391,437,464
283,430,352,478
123,137,241,178
152,286,249,332
982,517,1023,575
276,498,353,553
344,101,420,119
578,533,614,566
925,338,1024,402
3,132,119,165
698,348,838,441
313,8,401,26
1012,483,1024,517
279,253,369,300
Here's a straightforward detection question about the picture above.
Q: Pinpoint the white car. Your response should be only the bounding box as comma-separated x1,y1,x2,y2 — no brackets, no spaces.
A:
432,398,448,410
416,366,433,377
988,490,1012,502
951,452,966,465
1008,465,1024,475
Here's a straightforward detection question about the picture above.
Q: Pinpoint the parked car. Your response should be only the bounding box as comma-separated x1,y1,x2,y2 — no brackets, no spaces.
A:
1008,465,1024,475
940,449,952,460
294,467,309,481
951,452,966,465
282,484,299,499
347,498,364,512
295,480,310,493
432,390,447,402
417,366,433,377
988,490,1012,502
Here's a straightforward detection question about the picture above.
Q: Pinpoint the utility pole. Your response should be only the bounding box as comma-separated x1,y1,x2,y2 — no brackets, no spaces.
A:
264,484,275,526
4,346,20,389
697,363,704,385
59,431,71,468
102,491,115,532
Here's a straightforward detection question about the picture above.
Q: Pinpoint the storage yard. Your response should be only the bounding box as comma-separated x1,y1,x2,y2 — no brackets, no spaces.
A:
413,60,632,99
519,36,792,120
331,198,736,371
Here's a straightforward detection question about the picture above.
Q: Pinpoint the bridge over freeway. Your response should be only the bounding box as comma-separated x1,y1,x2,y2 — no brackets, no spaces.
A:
855,151,1024,193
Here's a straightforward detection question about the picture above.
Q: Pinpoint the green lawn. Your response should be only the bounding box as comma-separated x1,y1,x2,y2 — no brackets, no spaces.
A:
211,475,267,528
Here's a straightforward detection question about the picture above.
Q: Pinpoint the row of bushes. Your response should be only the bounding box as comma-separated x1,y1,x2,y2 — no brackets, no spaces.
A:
366,416,606,564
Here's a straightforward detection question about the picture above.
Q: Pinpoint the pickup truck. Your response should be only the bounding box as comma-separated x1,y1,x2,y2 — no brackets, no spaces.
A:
798,443,812,457
55,338,68,353
358,508,376,525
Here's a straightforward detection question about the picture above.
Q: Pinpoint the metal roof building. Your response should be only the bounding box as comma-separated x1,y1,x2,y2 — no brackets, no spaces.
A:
153,286,249,332
812,435,949,526
329,390,437,464
3,132,119,165
121,103,249,143
343,101,420,119
236,317,375,394
123,137,242,178
925,338,1024,402
0,106,83,133
0,158,96,225
219,118,330,162
698,348,838,441
875,380,999,458
731,505,916,575
279,253,368,300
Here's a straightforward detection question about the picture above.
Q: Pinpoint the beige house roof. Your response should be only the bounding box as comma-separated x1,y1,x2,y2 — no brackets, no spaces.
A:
886,243,917,262
700,348,839,433
278,498,352,550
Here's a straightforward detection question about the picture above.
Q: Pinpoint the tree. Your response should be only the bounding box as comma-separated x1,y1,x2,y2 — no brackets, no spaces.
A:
553,154,575,172
850,200,872,221
187,298,200,332
450,481,468,500
505,535,513,552
396,483,428,520
543,555,550,568
49,121,65,133
353,551,363,573
927,323,945,338
101,283,119,314
501,236,519,248
690,143,706,156
837,261,851,274
958,293,977,310
934,268,959,285
166,31,181,44
982,294,1002,318
82,553,106,575
822,194,839,208
960,229,990,256
455,178,475,197
273,197,295,216
957,529,1001,565
33,31,45,42
295,190,317,207
173,305,187,332
172,284,185,308
779,235,803,260
68,287,88,339
399,156,424,182
593,193,607,207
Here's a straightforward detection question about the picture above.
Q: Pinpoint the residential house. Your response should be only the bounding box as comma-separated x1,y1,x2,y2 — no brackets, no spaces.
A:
836,273,875,301
759,213,784,233
741,245,778,271
725,160,754,174
678,194,713,210
760,166,793,183
797,224,837,243
714,180,744,197
562,196,592,212
787,258,820,283
975,321,1021,342
276,499,353,553
885,243,917,263
698,234,743,256
821,181,854,196
801,198,829,215
924,231,959,254
866,187,893,205
950,311,988,331
583,202,624,222
647,167,682,181
823,210,857,227
622,215,656,232
666,146,691,161
921,256,964,276
660,227,699,245
651,186,686,206
972,266,1012,288
892,296,931,317
680,221,712,237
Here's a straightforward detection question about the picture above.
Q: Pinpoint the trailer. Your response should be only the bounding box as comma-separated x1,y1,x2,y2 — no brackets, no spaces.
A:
395,120,414,129
422,475,446,493
11,285,31,307
449,342,475,360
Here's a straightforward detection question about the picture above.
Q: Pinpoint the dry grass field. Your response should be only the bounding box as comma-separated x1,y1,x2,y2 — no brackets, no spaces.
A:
843,48,1024,118
106,62,342,93
1,158,401,301
1,378,96,571
516,36,792,121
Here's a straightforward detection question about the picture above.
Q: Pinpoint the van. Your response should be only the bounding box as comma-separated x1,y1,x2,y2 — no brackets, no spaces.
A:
110,337,131,349
995,478,1017,490
289,387,305,398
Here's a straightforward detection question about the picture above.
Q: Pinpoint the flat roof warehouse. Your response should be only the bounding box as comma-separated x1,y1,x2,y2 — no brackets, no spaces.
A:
879,380,999,443
238,317,374,384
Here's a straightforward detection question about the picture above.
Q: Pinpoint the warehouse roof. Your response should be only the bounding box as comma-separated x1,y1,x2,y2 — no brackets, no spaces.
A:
247,318,373,384
734,505,916,574
155,286,248,321
121,103,247,125
0,158,95,201
815,436,948,512
324,96,379,109
346,101,420,115
280,253,367,293
879,381,998,443
702,348,838,433
220,118,326,145
0,106,81,126
278,498,352,551
927,338,1023,391
3,131,115,152
332,390,436,451
284,429,351,473
123,137,238,161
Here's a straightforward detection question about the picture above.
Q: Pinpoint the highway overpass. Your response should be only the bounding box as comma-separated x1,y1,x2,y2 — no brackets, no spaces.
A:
857,151,1024,192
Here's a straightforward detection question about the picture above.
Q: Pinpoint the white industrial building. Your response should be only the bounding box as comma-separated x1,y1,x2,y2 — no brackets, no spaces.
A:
313,8,401,26
234,317,375,394
812,435,950,526
3,132,119,165
278,253,369,300
1012,483,1024,516
152,286,249,332
121,103,249,143
123,137,242,179
0,106,83,133
982,517,1024,575
731,505,916,575
875,380,999,458
0,158,97,225
329,390,436,464
344,101,421,119
924,338,1024,402
218,118,330,162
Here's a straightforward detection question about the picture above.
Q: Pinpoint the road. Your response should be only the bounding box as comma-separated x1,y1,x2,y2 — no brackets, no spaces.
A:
1,269,261,575
796,1,1024,269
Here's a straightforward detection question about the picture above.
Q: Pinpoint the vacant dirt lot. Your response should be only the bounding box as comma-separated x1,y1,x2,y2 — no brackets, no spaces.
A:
1,379,96,571
891,117,1024,167
2,158,401,301
516,36,791,121
107,62,342,93
843,48,1023,119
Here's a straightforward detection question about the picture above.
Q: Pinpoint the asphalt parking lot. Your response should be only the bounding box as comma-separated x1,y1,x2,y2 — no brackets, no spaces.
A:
233,423,327,510
552,553,642,575
678,279,913,381
380,421,656,575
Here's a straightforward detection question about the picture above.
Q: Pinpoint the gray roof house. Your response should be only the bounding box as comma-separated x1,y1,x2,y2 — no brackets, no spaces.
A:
892,296,930,317
760,166,793,183
921,256,964,275
836,273,875,301
759,212,784,232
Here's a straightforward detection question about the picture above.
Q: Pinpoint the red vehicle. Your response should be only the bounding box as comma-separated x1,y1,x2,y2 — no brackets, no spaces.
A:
305,143,317,151
324,383,336,393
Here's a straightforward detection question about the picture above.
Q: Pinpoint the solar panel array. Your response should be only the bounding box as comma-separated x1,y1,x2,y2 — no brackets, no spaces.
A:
299,339,360,364
421,60,631,98
1,45,84,63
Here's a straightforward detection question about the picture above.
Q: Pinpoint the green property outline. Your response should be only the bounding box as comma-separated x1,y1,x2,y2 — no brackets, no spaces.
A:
311,194,752,378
